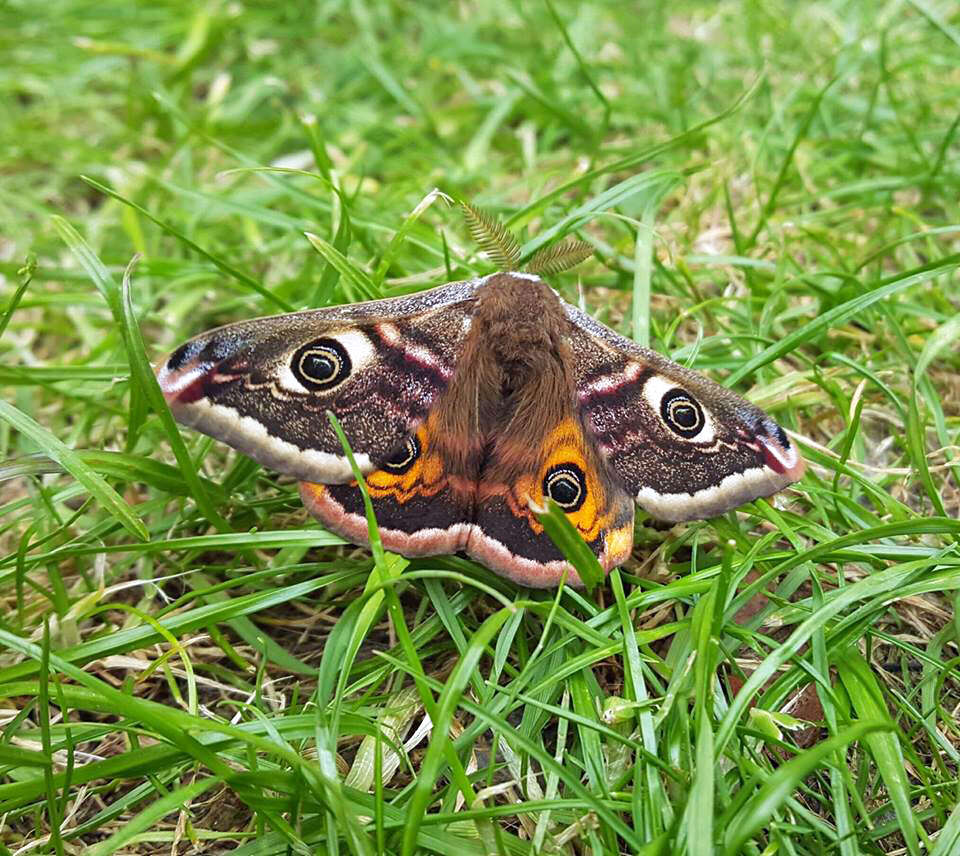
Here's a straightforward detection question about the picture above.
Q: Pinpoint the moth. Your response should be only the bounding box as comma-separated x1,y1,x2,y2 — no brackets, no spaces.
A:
157,262,804,587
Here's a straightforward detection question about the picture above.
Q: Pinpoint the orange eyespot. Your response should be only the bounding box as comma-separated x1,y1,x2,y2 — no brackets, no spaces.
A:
382,435,420,474
529,420,609,542
363,423,446,503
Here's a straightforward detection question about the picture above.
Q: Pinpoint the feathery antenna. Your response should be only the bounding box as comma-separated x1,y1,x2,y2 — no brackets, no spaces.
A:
526,238,594,275
460,202,522,272
459,201,592,275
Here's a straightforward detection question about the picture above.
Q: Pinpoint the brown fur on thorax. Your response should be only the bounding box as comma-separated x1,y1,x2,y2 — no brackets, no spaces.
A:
432,273,575,482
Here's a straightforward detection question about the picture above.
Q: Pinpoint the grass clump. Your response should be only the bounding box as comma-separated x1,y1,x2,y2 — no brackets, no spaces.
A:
1,1,959,853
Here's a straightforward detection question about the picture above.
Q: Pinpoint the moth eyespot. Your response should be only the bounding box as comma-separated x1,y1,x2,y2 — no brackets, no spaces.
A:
382,435,420,474
542,464,587,512
291,338,351,392
660,388,705,439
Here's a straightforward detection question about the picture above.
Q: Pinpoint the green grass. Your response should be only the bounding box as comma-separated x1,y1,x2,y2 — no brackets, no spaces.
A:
2,0,960,853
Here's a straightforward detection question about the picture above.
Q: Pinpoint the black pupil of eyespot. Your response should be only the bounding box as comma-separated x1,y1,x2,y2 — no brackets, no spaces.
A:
383,436,420,473
671,403,698,428
550,477,579,505
303,351,336,380
660,388,704,438
292,338,351,391
387,441,412,466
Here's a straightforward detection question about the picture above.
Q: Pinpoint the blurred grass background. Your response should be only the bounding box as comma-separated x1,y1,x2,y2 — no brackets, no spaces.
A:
1,0,960,853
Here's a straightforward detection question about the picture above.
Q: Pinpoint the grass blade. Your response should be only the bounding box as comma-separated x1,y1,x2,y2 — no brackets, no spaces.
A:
725,254,960,386
835,647,923,855
305,232,378,301
87,777,222,856
79,177,293,311
534,498,603,591
0,400,147,541
722,722,889,855
520,171,681,260
50,218,231,531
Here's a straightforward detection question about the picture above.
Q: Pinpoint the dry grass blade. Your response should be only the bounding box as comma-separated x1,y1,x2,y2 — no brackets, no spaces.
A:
460,201,522,271
525,238,594,275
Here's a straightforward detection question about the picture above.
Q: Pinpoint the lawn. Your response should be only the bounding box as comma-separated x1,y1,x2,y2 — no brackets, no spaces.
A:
1,0,960,853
